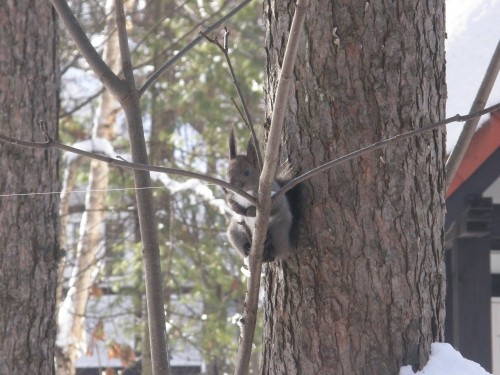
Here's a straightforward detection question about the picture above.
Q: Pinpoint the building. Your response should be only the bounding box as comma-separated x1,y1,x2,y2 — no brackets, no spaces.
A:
445,108,500,374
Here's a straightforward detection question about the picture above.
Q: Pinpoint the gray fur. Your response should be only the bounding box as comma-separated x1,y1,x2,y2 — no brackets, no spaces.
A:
226,132,293,262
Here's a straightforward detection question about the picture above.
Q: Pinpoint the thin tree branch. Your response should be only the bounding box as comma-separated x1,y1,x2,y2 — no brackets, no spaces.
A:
230,97,249,128
201,28,263,170
62,0,220,117
129,0,190,51
3,102,499,209
115,0,135,88
231,98,250,129
60,89,104,118
445,40,500,189
61,51,83,75
234,1,310,374
130,0,245,70
50,0,127,98
138,0,251,97
0,121,257,204
274,102,500,201
114,1,171,373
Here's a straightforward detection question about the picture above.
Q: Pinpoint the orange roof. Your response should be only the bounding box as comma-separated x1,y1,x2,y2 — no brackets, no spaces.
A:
446,109,500,198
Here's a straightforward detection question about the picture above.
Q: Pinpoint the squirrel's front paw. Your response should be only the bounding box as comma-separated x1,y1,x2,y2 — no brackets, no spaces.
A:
243,242,251,256
245,206,256,217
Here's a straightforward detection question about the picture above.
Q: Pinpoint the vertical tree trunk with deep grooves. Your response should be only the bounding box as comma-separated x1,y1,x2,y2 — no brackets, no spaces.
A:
262,1,446,374
0,2,59,375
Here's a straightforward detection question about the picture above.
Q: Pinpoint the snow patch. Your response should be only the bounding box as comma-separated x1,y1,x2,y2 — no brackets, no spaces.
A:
151,172,228,215
66,137,116,162
400,343,491,375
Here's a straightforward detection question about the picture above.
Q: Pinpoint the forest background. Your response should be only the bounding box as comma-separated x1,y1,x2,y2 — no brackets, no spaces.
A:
0,0,499,374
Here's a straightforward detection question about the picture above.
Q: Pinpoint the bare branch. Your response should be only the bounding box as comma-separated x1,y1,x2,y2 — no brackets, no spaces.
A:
60,89,104,118
0,122,256,204
50,0,127,97
131,0,215,71
115,0,135,88
230,97,249,128
0,127,49,149
59,0,213,118
445,40,500,189
3,102,498,215
234,0,310,374
274,103,500,201
114,1,171,373
201,28,263,170
138,0,251,97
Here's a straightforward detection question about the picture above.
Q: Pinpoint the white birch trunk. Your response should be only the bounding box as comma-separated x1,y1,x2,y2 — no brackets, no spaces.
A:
58,1,120,372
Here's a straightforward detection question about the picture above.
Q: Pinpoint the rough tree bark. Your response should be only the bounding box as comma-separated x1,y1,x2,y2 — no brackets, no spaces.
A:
262,1,446,374
0,2,60,375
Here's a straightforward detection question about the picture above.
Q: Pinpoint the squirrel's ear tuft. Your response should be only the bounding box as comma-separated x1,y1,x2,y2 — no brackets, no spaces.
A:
246,138,258,167
229,128,237,160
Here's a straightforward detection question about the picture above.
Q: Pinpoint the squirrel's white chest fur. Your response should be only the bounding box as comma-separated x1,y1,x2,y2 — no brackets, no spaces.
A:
231,189,284,234
232,191,257,233
232,190,254,209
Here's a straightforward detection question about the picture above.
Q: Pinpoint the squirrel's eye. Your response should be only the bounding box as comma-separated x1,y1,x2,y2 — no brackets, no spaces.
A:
243,169,250,177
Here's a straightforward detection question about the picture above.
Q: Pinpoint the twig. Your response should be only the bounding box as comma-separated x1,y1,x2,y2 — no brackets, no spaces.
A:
50,0,127,98
201,28,263,171
234,1,310,374
3,102,499,212
59,88,104,118
274,102,500,201
129,0,191,53
230,97,250,129
138,0,252,97
445,40,500,189
125,0,235,73
114,1,171,373
0,121,257,205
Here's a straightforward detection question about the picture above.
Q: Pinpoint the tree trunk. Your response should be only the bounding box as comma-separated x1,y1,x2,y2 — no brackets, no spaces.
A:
61,1,120,372
262,1,446,374
0,2,60,375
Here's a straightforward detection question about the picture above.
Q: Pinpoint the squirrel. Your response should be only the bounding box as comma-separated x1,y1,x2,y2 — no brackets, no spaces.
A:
225,129,294,262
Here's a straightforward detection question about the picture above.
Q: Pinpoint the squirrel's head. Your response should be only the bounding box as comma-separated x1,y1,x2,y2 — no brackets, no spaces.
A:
227,129,259,191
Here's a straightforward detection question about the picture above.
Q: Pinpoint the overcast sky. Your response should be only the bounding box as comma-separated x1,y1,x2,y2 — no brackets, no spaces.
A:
446,0,500,151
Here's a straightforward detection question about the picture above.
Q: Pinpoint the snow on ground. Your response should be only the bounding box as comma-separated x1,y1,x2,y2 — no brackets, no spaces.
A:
400,343,491,375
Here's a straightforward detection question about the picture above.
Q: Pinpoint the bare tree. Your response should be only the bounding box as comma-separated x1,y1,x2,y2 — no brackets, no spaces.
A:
0,2,60,374
50,0,256,373
50,0,171,372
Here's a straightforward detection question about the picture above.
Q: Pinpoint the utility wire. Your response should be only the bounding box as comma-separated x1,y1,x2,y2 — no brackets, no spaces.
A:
0,186,167,198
